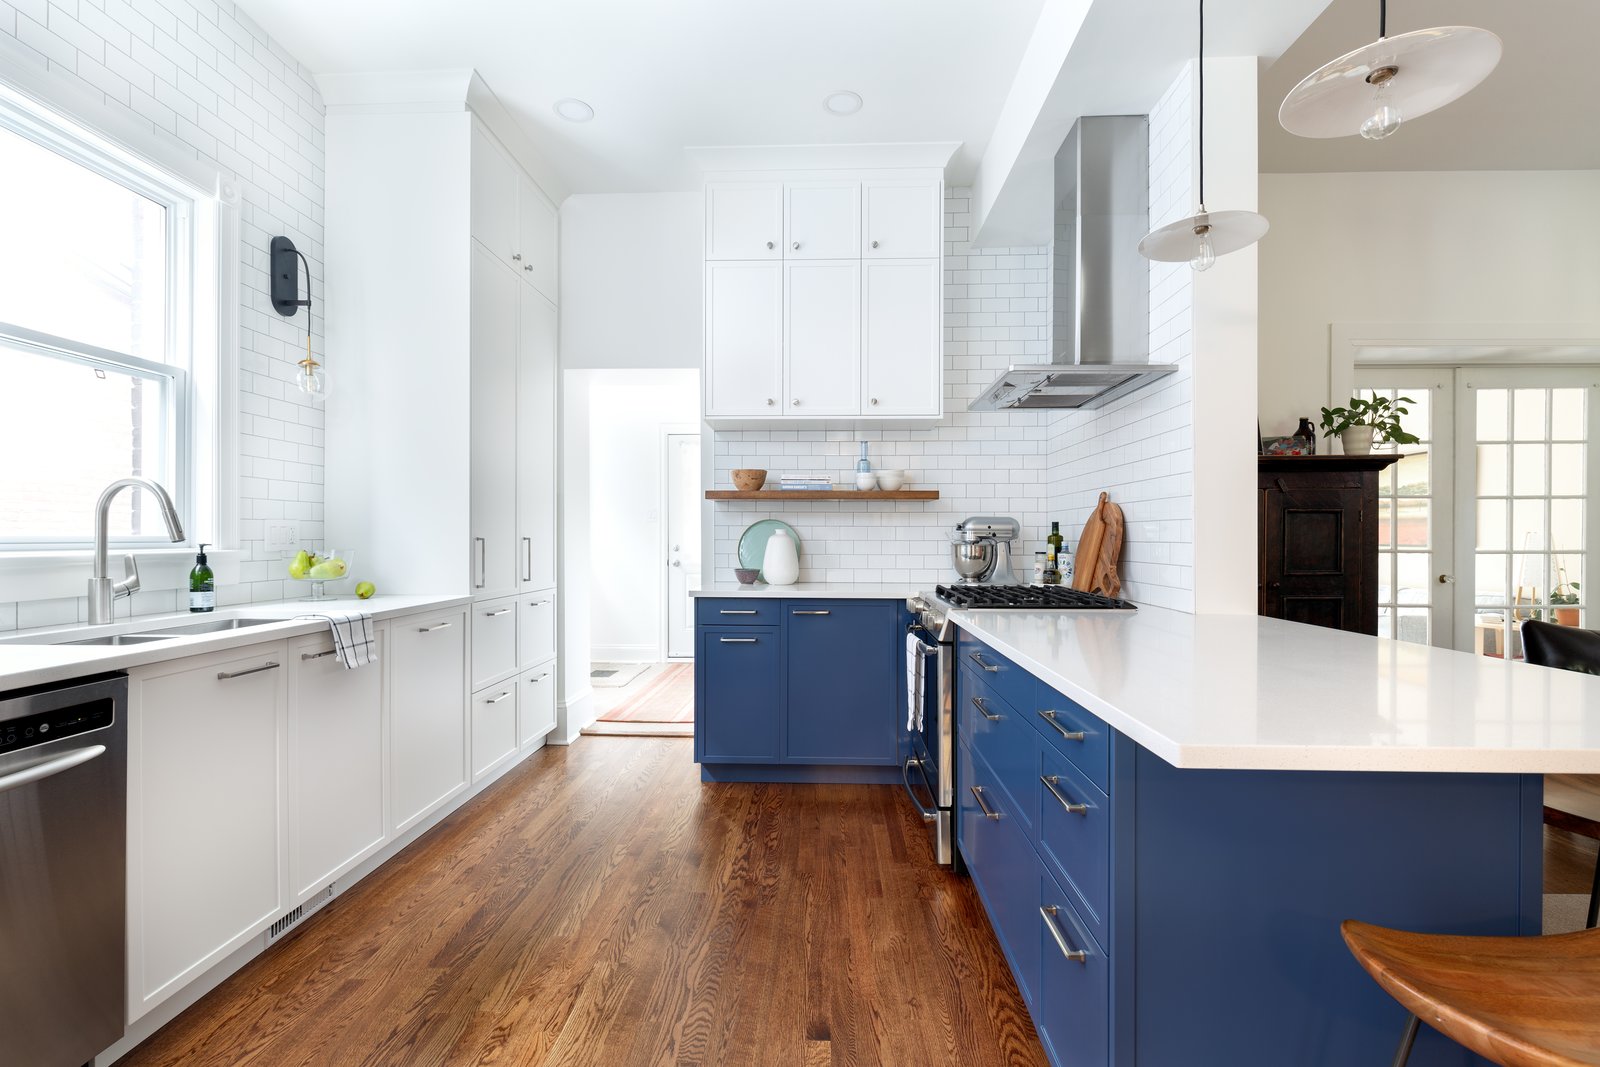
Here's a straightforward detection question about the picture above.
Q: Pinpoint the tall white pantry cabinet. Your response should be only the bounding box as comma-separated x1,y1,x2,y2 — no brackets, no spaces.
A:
323,80,562,768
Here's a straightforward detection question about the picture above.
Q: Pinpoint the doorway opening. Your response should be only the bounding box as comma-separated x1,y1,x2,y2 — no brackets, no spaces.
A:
575,368,701,735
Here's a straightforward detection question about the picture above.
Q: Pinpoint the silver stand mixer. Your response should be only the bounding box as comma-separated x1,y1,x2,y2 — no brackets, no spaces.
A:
949,516,1021,585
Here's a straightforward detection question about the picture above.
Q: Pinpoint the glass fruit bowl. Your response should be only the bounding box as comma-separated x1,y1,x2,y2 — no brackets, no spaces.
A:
286,548,355,600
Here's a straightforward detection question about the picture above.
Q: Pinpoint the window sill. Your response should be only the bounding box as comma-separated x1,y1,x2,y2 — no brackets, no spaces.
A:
0,547,244,604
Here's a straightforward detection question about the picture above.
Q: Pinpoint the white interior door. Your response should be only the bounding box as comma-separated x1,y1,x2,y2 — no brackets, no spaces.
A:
1455,368,1600,659
666,433,702,659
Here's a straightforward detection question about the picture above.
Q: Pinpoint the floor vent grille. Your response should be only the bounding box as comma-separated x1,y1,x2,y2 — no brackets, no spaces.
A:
267,883,336,944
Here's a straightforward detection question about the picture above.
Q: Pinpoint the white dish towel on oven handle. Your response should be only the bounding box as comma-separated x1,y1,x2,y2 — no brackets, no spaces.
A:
906,631,930,733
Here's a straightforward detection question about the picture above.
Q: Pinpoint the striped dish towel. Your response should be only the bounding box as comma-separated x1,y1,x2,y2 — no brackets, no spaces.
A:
296,611,377,669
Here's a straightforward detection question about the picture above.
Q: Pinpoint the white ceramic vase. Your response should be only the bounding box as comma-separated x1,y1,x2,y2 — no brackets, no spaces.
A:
1341,426,1376,455
762,528,800,586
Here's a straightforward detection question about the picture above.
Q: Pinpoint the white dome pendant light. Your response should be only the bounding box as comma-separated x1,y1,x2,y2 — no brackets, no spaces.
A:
1138,0,1269,272
1278,0,1502,140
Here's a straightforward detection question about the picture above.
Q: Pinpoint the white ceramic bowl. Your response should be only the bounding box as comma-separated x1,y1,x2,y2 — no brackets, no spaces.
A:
855,471,878,491
877,469,905,491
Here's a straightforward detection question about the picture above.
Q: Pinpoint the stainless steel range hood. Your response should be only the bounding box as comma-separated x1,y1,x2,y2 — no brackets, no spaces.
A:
970,115,1176,412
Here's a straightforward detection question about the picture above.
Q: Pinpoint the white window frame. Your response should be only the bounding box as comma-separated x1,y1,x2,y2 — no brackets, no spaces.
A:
0,61,239,600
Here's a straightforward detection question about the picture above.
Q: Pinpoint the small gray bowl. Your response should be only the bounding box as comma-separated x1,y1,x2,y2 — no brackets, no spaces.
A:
734,567,762,585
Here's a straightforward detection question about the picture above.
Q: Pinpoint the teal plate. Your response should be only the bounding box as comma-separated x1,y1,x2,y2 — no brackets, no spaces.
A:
737,520,802,579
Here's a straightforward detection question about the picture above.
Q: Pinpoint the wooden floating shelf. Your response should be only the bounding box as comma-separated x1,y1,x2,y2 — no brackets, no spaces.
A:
705,489,941,501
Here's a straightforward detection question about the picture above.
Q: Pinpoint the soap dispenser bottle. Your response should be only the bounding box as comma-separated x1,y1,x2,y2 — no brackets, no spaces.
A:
189,543,215,613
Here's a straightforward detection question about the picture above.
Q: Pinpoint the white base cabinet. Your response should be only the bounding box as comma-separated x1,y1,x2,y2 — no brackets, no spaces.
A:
472,681,519,781
288,630,386,905
519,664,557,749
390,607,470,835
127,642,289,1023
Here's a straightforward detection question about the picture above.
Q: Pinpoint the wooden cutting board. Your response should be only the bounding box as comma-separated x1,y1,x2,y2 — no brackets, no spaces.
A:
1072,491,1125,597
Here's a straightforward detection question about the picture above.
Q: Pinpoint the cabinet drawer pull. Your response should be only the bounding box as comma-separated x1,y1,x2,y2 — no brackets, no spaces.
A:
523,537,532,583
719,609,758,615
1039,710,1086,742
485,690,513,704
969,785,1001,820
217,661,280,681
531,673,551,683
1040,775,1090,815
971,696,1000,721
529,599,552,607
300,648,338,661
418,621,454,633
969,652,999,673
720,637,758,644
1040,905,1090,964
791,610,831,616
483,607,512,617
473,537,486,589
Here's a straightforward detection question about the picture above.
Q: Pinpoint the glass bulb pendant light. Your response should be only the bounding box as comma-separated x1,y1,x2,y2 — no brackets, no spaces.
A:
1279,0,1501,140
295,332,330,401
1138,0,1269,272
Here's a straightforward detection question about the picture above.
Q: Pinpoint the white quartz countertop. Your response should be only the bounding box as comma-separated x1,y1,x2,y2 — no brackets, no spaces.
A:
690,582,918,600
0,594,469,692
951,606,1600,773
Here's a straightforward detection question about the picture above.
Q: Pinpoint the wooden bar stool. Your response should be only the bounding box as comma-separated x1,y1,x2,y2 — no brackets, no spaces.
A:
1521,620,1600,929
1342,920,1600,1066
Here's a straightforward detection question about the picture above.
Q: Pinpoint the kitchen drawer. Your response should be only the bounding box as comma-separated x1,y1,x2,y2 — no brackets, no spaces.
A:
956,632,1032,718
472,596,518,690
1036,741,1110,952
1035,866,1110,1067
471,681,518,780
959,662,1041,843
958,737,1040,1007
1031,681,1111,796
695,598,781,627
518,664,556,749
518,591,556,668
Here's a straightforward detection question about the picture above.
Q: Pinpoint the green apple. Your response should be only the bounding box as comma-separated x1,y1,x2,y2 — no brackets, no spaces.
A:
288,549,312,579
355,581,375,600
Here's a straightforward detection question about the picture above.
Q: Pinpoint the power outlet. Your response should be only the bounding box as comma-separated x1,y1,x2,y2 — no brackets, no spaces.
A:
265,523,300,552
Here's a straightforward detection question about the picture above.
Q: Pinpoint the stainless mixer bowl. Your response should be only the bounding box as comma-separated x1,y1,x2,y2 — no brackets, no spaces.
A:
951,537,997,582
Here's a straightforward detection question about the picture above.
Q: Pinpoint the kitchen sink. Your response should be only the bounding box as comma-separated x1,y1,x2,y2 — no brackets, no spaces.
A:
8,617,285,646
61,633,183,646
138,617,282,637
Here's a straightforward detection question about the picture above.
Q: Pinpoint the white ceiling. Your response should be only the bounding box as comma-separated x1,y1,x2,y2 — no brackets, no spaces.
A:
1260,0,1600,173
234,0,1049,194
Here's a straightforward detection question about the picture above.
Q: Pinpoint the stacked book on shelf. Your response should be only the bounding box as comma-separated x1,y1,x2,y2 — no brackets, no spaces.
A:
776,474,834,492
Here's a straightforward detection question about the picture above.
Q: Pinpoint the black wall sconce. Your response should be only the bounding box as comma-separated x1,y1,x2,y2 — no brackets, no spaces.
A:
269,236,328,400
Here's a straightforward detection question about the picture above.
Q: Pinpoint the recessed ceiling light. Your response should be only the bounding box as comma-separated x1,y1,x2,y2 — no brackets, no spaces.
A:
554,98,595,123
823,90,863,116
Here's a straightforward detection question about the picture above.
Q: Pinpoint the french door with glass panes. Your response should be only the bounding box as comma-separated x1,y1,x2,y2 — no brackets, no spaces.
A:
1354,366,1600,656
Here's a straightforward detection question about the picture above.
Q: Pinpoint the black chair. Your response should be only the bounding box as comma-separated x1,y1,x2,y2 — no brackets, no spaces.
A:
1522,619,1600,929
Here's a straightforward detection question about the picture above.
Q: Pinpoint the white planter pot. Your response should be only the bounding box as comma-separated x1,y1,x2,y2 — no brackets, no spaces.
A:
1341,426,1376,455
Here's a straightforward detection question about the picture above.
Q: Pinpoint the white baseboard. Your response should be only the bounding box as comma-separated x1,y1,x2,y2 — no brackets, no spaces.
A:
590,644,659,663
553,688,595,745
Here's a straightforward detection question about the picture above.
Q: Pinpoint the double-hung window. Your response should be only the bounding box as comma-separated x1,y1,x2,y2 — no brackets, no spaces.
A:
0,92,202,549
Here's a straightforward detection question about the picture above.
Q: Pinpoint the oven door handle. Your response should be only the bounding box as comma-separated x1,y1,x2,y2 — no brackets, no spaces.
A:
901,756,939,823
0,744,106,796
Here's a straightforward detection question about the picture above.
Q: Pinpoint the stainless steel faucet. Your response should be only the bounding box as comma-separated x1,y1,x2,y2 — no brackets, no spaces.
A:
88,478,186,625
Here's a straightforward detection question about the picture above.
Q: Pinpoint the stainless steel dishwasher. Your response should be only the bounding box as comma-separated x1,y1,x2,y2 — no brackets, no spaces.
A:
0,673,128,1067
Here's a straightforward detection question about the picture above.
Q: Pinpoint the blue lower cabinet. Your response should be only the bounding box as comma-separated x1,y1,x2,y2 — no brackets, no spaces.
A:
1036,868,1110,1067
1035,741,1110,950
695,626,781,762
961,664,1042,842
958,737,1041,1007
785,600,898,764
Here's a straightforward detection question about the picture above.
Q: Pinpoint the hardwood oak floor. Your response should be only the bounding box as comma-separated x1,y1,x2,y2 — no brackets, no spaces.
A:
119,738,1045,1067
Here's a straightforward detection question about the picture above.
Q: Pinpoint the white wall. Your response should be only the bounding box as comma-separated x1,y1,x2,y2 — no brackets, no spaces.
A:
587,369,700,661
560,192,702,370
1258,170,1600,432
0,0,327,628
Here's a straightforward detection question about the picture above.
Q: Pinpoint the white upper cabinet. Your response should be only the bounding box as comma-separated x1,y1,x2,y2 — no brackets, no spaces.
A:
705,260,784,417
784,182,859,259
863,180,942,259
785,260,860,416
470,126,519,266
517,175,558,301
706,182,783,260
863,259,941,416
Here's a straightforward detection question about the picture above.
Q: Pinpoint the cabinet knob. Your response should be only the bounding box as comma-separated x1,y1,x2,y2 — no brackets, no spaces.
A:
792,399,800,407
871,240,880,249
1438,574,1456,584
512,253,522,261
524,264,533,272
766,241,774,250
870,397,879,406
766,398,775,406
792,241,800,250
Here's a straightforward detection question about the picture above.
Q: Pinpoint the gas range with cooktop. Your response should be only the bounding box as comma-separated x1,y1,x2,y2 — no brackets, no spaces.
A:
933,584,1136,611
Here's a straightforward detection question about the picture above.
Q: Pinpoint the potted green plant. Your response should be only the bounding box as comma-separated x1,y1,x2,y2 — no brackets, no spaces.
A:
1552,569,1581,626
1318,395,1422,455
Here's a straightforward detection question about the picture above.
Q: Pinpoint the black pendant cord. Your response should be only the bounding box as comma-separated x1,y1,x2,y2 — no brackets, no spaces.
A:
291,249,313,347
1196,0,1203,209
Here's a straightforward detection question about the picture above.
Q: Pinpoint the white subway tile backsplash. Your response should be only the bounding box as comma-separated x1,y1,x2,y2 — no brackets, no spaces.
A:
0,0,326,625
